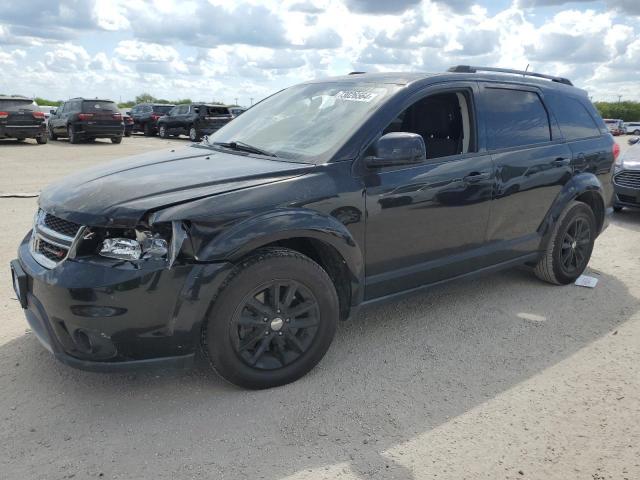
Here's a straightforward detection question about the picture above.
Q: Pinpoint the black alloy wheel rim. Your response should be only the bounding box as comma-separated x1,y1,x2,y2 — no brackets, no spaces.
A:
560,217,591,273
231,280,321,370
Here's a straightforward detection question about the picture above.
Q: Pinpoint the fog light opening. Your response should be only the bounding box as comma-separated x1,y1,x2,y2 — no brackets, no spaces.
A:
73,329,93,353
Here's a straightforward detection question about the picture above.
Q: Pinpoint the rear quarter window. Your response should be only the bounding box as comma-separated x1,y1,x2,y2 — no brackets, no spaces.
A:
546,93,601,140
483,88,551,150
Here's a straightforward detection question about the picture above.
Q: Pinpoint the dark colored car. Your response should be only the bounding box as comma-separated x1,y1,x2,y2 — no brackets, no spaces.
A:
130,103,174,136
0,96,47,144
48,98,124,144
11,66,616,389
157,104,233,141
612,142,640,211
121,111,134,137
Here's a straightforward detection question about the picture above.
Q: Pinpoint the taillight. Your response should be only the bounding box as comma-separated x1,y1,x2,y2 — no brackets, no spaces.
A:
32,111,45,119
78,113,94,121
151,113,160,120
613,142,621,162
0,111,8,119
112,113,122,120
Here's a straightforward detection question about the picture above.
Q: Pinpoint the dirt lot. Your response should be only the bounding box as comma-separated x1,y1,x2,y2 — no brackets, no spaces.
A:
1,135,639,480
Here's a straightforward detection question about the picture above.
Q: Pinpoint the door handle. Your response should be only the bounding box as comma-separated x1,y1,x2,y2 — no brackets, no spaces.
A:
553,157,570,166
463,171,490,183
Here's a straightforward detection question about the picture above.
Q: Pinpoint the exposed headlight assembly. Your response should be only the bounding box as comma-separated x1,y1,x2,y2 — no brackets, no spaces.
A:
97,221,185,265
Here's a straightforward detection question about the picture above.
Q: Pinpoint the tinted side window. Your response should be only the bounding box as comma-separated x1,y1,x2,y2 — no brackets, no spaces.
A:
484,88,551,150
547,94,601,140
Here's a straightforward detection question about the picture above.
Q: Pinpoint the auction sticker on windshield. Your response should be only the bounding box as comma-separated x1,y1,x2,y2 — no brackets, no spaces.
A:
335,90,378,102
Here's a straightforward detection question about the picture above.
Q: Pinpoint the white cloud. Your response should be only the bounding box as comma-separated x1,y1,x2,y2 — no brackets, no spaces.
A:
0,0,639,104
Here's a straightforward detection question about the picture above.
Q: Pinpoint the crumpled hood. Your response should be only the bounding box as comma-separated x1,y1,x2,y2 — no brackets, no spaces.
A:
39,145,314,227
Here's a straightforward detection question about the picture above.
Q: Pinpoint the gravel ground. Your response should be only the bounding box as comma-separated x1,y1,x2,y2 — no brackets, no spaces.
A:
0,135,639,480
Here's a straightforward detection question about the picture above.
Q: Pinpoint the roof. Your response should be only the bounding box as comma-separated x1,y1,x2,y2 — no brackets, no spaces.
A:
304,68,586,95
68,97,117,102
0,95,33,101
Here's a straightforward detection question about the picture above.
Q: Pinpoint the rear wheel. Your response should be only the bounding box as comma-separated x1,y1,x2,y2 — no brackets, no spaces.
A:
68,125,79,144
535,201,596,285
189,126,200,142
159,125,169,139
634,129,640,136
143,122,155,136
202,248,339,389
111,136,122,144
124,130,132,137
36,135,47,144
15,138,24,142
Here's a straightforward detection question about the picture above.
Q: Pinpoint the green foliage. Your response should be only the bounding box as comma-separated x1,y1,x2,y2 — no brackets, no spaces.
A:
594,101,640,122
34,97,62,106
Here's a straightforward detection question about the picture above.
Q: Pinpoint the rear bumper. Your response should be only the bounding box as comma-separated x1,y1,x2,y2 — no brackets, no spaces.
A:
73,122,123,138
12,234,233,372
0,124,45,138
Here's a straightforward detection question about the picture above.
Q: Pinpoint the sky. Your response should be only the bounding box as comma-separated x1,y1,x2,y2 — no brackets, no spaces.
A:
0,0,639,106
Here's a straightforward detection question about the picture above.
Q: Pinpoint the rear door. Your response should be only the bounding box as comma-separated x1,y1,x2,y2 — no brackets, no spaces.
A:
479,83,572,259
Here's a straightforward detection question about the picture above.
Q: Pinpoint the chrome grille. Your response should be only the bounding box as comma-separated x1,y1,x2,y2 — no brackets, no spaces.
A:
614,170,640,189
30,210,85,269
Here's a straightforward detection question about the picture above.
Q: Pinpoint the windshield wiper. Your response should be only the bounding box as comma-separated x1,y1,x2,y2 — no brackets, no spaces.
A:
213,140,277,157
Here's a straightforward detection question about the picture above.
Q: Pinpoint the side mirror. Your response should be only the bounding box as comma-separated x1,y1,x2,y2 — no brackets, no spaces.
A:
365,132,426,167
50,109,57,115
126,111,131,115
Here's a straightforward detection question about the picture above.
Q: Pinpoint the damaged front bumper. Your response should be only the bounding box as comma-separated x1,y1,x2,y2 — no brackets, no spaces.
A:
12,234,232,372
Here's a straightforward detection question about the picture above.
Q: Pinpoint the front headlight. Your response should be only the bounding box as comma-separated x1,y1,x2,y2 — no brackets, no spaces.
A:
99,229,169,261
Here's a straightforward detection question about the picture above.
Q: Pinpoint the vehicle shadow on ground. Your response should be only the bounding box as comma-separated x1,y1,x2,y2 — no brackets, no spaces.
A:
1,267,636,479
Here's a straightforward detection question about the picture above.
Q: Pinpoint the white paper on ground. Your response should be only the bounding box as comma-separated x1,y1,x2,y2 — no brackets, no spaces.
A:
575,275,598,288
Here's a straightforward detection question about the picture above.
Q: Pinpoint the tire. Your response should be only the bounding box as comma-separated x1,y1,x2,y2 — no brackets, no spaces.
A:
111,136,122,144
15,137,25,142
613,205,623,212
534,201,597,285
124,130,131,137
189,126,200,142
68,125,79,144
47,125,57,141
202,247,339,389
158,124,169,139
143,122,155,137
36,135,47,144
634,129,640,136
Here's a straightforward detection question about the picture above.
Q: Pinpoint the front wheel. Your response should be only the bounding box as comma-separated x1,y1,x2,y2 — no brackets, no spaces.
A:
202,248,339,389
614,205,623,212
47,125,57,140
36,135,47,144
143,122,155,137
534,201,596,285
111,136,122,144
158,124,169,139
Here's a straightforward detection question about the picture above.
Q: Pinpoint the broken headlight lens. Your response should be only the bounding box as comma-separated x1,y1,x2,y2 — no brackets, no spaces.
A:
99,230,169,261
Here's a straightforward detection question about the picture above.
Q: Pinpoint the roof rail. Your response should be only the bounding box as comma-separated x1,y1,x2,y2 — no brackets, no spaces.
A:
447,65,573,86
348,71,366,75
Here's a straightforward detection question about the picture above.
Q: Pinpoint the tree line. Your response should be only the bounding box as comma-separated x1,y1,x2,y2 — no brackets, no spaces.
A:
32,93,227,109
594,101,640,122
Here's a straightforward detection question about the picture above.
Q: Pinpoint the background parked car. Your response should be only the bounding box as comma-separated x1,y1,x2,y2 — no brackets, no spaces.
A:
120,109,134,137
130,103,174,136
157,103,233,141
613,141,640,211
47,98,124,144
229,106,246,117
624,121,640,135
604,118,625,135
0,95,47,144
38,106,55,125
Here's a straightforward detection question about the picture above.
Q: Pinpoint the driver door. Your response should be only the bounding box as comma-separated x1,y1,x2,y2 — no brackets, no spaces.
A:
363,82,494,299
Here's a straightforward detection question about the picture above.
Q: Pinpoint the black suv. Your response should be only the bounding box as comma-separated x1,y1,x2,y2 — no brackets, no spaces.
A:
11,67,615,389
157,103,233,141
129,103,175,136
0,96,47,144
48,98,124,144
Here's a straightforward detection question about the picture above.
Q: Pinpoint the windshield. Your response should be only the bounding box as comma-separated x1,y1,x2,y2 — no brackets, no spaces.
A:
83,101,118,113
0,99,36,110
206,82,399,162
